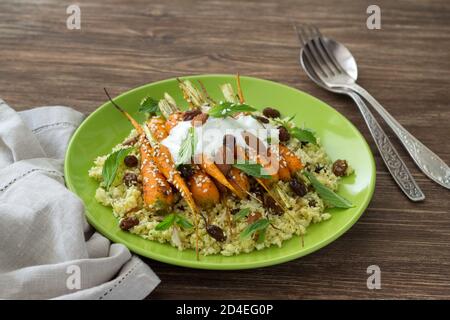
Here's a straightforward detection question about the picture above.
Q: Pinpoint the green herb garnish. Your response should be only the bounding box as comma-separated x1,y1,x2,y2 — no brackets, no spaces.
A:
232,163,272,179
102,147,132,190
139,96,161,116
233,208,250,221
257,227,267,243
290,127,317,145
274,115,317,145
208,101,256,118
176,127,197,166
155,213,194,231
240,218,270,239
304,171,353,208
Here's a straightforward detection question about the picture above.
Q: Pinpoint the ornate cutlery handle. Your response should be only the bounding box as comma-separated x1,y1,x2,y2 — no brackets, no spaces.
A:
347,91,425,201
349,83,450,190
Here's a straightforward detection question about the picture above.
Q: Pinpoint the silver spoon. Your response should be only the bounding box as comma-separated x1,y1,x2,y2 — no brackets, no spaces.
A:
302,33,450,190
299,48,425,201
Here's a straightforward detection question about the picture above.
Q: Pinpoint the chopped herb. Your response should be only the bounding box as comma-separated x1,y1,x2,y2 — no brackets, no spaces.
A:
233,208,250,221
176,127,197,166
139,96,161,116
102,147,133,190
304,171,353,208
240,218,270,239
208,101,256,118
232,163,272,179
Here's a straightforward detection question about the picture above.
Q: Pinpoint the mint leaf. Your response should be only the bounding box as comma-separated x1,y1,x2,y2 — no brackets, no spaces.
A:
155,213,176,231
240,218,270,239
102,147,132,190
175,215,194,229
139,96,160,116
232,163,272,179
304,171,353,208
290,127,317,144
208,101,256,118
233,208,250,222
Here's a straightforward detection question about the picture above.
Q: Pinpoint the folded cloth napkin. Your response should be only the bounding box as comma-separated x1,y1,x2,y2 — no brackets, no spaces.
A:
0,99,160,299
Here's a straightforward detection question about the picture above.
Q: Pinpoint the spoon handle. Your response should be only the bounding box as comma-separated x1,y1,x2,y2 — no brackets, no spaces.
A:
350,83,450,190
347,91,425,201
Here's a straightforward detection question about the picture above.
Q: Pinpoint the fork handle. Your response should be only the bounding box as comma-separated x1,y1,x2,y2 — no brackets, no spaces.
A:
346,91,425,201
348,83,450,190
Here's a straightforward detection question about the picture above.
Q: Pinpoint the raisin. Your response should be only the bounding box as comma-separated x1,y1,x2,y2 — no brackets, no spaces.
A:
182,109,202,121
178,164,195,179
206,225,227,242
191,113,209,126
255,115,270,124
262,107,281,119
247,212,262,224
263,195,283,215
332,159,348,177
289,178,308,197
124,155,138,167
278,126,290,142
120,217,139,231
123,172,138,187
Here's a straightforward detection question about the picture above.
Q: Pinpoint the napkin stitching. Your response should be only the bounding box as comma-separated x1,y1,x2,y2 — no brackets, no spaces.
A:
0,168,62,193
32,122,79,134
98,260,142,300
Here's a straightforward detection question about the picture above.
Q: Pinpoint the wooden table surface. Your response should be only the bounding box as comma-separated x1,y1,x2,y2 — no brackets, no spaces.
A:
1,0,449,299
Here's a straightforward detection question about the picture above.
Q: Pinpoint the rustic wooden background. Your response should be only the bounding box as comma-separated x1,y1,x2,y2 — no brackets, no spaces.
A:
1,0,449,299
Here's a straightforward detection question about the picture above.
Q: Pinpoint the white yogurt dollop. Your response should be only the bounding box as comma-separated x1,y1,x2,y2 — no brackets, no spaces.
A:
161,114,279,163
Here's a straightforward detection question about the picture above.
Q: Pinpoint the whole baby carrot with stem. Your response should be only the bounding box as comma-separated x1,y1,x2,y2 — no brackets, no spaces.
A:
105,88,201,259
104,88,174,210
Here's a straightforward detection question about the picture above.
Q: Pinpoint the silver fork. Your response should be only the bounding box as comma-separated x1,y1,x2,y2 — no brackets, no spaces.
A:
297,25,450,191
296,25,425,201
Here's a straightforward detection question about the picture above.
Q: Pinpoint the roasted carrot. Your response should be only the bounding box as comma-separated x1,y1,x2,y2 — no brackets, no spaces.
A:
104,89,174,210
269,145,291,182
279,144,304,174
196,154,245,200
140,137,174,209
165,112,183,132
227,167,250,198
105,88,200,258
188,170,220,208
146,116,168,141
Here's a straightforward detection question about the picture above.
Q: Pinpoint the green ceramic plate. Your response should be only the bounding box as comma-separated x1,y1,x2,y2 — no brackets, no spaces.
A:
65,74,375,270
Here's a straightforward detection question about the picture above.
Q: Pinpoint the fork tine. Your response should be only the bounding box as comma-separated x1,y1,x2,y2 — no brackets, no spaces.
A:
309,26,337,75
302,25,333,77
295,24,331,79
311,26,347,74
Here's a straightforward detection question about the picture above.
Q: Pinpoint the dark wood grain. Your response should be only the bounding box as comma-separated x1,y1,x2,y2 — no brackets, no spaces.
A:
1,0,449,299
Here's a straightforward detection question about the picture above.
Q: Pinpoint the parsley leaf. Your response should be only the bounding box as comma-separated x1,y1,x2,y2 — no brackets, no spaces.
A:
208,101,256,118
304,171,353,208
102,147,132,190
